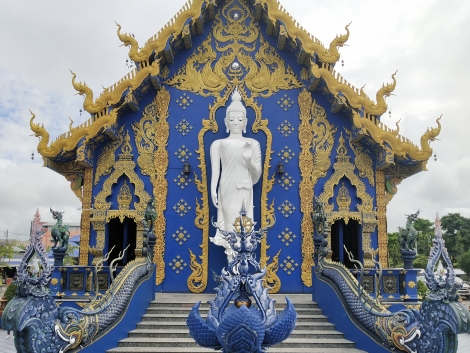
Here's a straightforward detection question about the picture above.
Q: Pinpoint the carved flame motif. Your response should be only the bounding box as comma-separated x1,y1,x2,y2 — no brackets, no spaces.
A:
132,88,171,285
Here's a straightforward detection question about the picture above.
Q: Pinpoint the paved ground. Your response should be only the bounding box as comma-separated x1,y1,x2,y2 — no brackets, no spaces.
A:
0,295,469,353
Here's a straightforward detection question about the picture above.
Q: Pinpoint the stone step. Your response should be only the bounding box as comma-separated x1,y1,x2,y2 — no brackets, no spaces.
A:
145,306,322,315
148,301,318,309
117,337,356,348
128,329,344,339
141,313,329,322
108,347,366,353
136,320,336,331
106,293,365,353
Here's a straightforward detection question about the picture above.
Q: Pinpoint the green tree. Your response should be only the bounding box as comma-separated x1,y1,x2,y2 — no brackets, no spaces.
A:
413,254,429,269
0,243,13,267
441,213,470,262
417,279,428,300
458,249,470,277
63,244,79,266
413,218,434,256
388,232,403,268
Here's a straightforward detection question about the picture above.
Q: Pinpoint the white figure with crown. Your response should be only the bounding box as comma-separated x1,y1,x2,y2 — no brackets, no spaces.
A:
210,88,262,262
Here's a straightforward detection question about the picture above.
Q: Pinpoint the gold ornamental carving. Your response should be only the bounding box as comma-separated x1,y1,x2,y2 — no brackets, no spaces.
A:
79,168,93,265
90,220,105,265
319,132,374,221
119,0,347,65
30,108,119,159
166,0,300,293
336,183,351,212
94,130,150,212
297,89,315,287
376,170,388,266
311,99,337,187
310,65,396,117
345,128,374,186
116,0,209,63
166,1,302,100
352,113,441,162
132,87,171,285
297,89,337,287
255,0,349,64
117,181,132,210
70,60,160,114
94,126,124,185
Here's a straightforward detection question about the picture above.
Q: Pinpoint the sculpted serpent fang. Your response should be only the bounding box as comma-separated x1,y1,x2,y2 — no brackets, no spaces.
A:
30,109,118,158
2,225,153,353
316,214,470,353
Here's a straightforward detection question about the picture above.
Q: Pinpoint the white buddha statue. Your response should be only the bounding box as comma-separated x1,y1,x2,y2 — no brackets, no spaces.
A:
210,88,262,262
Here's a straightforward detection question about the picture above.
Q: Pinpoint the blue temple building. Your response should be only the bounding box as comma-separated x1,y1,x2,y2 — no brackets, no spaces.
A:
16,0,470,352
7,1,470,352
30,0,440,296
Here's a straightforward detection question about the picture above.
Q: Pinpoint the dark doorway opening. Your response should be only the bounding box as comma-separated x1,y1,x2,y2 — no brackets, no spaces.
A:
330,219,360,268
107,217,137,266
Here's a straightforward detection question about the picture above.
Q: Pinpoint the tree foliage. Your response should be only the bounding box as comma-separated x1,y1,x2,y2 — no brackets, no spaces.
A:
413,218,434,256
3,282,17,302
441,213,470,262
458,249,470,277
387,232,403,268
0,243,13,267
413,254,429,269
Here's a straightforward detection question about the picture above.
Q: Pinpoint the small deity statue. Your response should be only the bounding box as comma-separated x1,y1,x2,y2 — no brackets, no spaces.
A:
210,88,262,262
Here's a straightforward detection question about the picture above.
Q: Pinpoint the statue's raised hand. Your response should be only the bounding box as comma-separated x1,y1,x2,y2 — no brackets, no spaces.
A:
242,141,252,163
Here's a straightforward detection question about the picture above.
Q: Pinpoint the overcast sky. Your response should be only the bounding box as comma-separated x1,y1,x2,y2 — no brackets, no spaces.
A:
0,0,468,242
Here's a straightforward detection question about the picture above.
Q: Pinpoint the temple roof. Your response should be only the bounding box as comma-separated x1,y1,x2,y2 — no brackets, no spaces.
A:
30,0,440,179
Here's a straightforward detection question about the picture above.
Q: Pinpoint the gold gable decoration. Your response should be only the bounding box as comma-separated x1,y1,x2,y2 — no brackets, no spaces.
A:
118,0,347,65
165,0,302,99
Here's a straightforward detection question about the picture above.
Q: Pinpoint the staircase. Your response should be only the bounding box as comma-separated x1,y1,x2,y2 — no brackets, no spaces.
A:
107,293,366,353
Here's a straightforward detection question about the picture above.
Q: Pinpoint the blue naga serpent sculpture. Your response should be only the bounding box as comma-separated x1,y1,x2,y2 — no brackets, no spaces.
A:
1,222,153,353
317,215,470,353
187,205,297,352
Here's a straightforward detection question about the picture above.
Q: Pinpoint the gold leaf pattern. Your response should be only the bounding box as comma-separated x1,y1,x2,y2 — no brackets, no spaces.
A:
345,128,375,186
131,87,171,284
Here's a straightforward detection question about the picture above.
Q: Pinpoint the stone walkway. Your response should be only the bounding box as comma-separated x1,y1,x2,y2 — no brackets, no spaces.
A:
1,331,469,353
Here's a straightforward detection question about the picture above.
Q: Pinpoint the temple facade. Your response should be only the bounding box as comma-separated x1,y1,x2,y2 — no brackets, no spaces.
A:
31,0,440,294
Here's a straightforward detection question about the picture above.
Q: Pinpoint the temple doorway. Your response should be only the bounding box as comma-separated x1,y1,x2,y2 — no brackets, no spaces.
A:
330,219,360,269
107,217,137,266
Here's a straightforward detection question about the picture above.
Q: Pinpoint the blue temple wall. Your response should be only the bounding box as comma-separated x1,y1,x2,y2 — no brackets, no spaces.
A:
87,0,381,293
